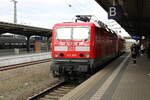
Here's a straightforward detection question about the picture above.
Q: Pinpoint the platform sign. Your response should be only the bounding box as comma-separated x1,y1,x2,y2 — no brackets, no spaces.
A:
34,36,42,40
132,36,140,39
108,6,123,20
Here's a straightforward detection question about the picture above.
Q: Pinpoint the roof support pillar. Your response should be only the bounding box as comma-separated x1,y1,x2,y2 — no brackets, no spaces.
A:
146,35,150,58
26,35,30,53
113,0,116,6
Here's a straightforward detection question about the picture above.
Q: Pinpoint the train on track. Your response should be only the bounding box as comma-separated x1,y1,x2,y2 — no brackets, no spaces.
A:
51,15,125,78
0,36,48,50
0,37,33,49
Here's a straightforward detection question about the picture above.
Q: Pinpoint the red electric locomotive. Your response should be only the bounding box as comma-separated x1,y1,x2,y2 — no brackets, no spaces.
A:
51,15,125,77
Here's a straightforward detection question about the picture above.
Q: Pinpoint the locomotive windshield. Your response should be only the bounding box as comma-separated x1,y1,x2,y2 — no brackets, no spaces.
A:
55,27,90,40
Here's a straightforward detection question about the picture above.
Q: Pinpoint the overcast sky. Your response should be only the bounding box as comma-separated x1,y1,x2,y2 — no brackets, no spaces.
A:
0,0,130,37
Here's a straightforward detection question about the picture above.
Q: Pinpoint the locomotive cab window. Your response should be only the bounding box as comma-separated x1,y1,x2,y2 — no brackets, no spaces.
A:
55,26,90,40
55,27,72,40
72,27,90,40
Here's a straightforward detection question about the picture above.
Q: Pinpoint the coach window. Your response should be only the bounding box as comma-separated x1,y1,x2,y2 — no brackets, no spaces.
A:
4,43,9,45
96,29,99,40
99,29,102,40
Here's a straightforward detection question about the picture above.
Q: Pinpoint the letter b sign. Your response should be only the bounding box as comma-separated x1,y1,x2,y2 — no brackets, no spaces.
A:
109,7,116,16
108,6,123,20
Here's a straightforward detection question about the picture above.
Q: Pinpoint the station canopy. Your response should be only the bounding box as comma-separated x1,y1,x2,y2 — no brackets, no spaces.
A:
96,0,150,38
0,21,51,37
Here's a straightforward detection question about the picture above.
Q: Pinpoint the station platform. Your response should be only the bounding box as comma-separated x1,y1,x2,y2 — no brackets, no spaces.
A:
61,53,150,100
0,52,51,67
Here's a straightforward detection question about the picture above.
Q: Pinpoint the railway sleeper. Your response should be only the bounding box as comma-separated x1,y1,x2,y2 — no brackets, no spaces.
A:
48,92,65,96
40,98,53,100
57,88,72,91
53,90,67,94
44,95,60,99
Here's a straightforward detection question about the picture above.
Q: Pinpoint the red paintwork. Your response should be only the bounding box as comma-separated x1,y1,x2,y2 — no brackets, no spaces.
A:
94,27,118,58
51,22,124,59
118,35,125,53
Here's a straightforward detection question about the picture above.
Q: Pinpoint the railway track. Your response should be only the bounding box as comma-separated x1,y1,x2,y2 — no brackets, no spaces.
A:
28,80,79,100
0,59,51,71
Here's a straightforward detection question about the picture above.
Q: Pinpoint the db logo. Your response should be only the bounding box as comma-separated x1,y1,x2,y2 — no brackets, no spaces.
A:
68,46,75,51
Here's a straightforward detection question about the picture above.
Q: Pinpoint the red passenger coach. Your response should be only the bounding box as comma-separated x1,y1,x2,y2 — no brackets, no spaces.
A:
51,15,125,78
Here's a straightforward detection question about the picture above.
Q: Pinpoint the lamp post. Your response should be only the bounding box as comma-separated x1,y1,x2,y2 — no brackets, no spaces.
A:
11,0,17,24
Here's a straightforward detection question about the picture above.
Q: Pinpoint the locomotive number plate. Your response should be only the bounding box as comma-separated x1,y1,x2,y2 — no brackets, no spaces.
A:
67,54,77,56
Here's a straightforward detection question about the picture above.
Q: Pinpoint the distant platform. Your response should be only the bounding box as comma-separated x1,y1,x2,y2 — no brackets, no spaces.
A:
0,52,51,67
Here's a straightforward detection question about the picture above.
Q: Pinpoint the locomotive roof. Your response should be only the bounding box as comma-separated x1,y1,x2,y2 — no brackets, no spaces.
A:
53,22,120,37
54,22,110,29
54,22,96,27
117,35,125,40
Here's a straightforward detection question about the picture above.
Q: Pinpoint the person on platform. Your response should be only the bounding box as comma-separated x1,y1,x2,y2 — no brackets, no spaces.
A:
135,40,140,56
140,44,144,55
130,43,138,64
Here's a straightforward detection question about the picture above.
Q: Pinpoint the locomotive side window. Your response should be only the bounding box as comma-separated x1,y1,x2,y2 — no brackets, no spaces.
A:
4,43,9,45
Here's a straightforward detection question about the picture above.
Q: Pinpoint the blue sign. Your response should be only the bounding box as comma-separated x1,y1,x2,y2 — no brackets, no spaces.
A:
34,36,43,40
108,6,123,20
132,36,140,39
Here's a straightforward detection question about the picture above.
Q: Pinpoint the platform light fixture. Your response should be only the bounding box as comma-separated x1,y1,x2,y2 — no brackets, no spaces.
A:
142,36,145,40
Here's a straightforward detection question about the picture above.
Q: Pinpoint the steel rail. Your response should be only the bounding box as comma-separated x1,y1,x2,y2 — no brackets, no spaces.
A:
27,80,66,100
27,79,82,100
0,58,51,71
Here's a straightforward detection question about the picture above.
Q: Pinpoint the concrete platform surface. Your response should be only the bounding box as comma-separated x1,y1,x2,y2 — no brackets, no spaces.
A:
61,53,150,100
0,52,51,67
110,54,150,100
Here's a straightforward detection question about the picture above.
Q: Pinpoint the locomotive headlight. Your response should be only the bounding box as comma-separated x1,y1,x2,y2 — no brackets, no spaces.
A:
85,54,90,58
55,53,59,57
